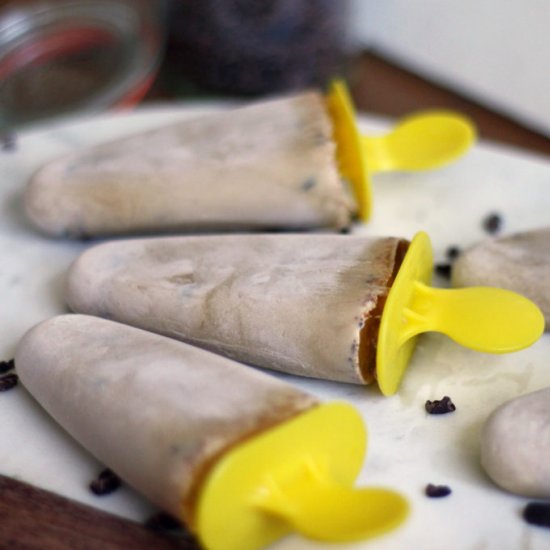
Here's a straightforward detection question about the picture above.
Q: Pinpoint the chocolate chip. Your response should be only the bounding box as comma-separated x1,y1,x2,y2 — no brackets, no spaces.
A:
339,226,351,234
0,359,15,375
89,468,121,496
435,263,452,279
425,484,452,498
0,373,18,392
523,502,550,527
482,212,503,235
425,396,456,415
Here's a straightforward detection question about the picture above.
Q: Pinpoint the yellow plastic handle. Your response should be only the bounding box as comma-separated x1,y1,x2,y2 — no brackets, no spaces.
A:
195,402,408,550
326,80,476,221
401,283,544,352
255,462,407,542
327,80,371,219
362,112,475,173
376,232,545,396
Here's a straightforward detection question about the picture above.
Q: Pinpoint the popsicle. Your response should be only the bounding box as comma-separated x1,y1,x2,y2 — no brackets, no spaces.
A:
15,314,409,550
452,227,550,327
480,387,550,498
24,82,475,238
65,232,544,396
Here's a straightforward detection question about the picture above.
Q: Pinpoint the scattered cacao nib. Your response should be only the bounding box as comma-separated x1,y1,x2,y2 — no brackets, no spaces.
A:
1,132,17,151
435,263,452,279
144,512,183,532
523,502,550,528
425,484,452,498
446,246,461,260
425,396,456,415
482,212,503,235
145,512,201,546
0,373,18,392
89,468,121,496
0,359,15,375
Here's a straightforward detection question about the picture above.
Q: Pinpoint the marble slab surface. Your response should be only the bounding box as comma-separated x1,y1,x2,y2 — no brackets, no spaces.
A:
1,103,549,549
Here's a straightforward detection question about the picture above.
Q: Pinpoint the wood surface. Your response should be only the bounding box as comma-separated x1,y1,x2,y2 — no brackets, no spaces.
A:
0,475,200,549
150,49,550,157
348,51,550,158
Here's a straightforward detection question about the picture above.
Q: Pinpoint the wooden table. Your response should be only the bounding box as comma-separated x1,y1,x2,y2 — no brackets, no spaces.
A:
349,52,550,158
149,49,549,158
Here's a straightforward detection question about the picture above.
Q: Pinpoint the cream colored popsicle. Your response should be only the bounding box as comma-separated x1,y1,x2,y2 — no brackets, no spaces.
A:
15,314,409,549
66,234,409,384
25,92,355,238
25,80,476,239
65,232,546,395
15,314,318,525
452,227,550,328
481,387,550,497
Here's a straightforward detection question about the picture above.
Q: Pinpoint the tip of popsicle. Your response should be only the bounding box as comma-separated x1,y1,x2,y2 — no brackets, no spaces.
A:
377,232,544,396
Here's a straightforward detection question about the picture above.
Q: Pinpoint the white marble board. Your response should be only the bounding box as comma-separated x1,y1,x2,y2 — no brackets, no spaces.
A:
1,103,550,549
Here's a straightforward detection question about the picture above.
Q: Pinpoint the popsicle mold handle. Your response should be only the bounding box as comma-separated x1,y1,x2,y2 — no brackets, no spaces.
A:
254,461,408,542
361,111,476,173
326,80,476,222
327,80,371,220
403,282,545,353
377,232,545,396
257,460,408,542
195,402,408,550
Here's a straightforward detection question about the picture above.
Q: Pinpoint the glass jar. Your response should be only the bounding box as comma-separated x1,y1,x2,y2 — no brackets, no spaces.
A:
0,0,167,132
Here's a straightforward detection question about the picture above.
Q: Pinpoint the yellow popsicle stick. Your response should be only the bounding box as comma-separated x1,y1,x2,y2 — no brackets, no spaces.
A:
195,402,408,550
257,471,407,542
326,81,371,219
376,232,545,396
362,111,475,173
326,81,476,221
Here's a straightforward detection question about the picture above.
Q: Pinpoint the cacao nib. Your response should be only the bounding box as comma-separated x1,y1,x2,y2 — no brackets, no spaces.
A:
0,359,15,375
0,373,18,392
425,396,456,415
523,502,550,528
425,484,452,498
89,468,121,496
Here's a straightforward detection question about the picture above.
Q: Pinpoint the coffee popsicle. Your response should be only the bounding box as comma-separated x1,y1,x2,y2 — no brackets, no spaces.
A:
25,82,474,238
65,232,544,396
15,314,408,550
452,227,550,328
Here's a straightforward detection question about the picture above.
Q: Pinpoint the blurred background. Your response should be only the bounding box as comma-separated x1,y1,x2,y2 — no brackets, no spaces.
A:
1,0,548,156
